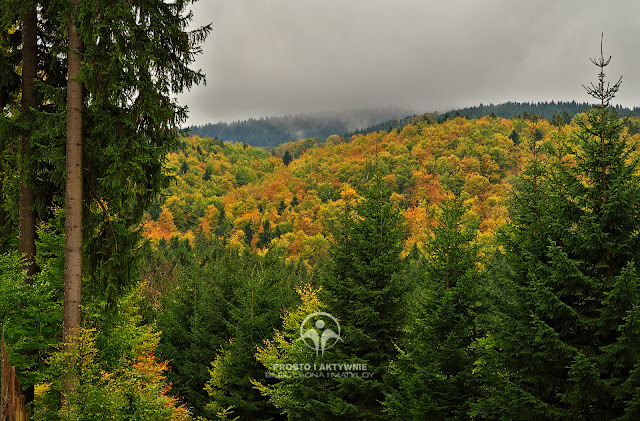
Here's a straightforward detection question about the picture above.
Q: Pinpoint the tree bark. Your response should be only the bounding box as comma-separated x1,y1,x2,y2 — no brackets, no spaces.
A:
63,0,83,404
1,333,28,421
19,6,38,280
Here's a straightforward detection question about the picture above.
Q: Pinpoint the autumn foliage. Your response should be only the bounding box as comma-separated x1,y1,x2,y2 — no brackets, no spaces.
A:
142,115,615,264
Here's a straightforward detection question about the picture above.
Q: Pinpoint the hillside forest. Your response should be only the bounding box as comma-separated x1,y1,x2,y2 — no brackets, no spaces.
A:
3,2,640,420
188,101,640,149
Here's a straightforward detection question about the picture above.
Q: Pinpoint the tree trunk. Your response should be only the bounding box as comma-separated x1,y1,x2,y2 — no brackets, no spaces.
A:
62,0,83,404
18,6,38,411
19,6,37,280
1,333,28,421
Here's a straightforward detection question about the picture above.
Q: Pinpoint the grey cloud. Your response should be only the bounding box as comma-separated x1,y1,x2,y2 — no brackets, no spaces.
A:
179,0,640,125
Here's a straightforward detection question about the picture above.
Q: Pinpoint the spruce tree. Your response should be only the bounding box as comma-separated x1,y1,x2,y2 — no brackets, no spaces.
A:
205,253,300,420
158,241,301,418
76,0,210,304
0,3,23,253
283,150,292,166
385,195,483,420
478,39,640,420
0,0,210,413
254,284,373,421
18,3,37,278
321,172,407,420
256,172,407,420
62,0,84,405
470,110,560,420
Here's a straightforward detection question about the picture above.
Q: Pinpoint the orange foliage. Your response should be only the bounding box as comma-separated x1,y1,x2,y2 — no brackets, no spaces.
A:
144,116,589,263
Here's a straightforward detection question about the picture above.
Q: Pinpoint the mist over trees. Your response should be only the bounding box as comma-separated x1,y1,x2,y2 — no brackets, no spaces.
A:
188,108,410,148
189,101,640,149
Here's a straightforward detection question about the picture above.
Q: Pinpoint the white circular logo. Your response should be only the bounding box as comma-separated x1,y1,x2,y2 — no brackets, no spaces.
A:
299,312,341,356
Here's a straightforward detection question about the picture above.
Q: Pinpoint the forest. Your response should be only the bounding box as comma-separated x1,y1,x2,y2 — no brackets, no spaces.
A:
188,101,640,149
436,100,640,123
187,108,410,148
3,2,640,421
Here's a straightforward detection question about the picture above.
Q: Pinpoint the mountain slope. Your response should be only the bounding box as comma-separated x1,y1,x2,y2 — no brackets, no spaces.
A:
148,112,640,265
188,108,411,148
188,101,640,150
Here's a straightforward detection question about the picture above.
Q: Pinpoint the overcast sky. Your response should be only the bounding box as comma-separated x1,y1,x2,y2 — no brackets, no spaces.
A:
177,1,640,126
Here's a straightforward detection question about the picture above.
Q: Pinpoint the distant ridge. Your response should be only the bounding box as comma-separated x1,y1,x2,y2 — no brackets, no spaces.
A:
188,101,640,148
436,101,640,122
187,108,411,148
351,101,640,136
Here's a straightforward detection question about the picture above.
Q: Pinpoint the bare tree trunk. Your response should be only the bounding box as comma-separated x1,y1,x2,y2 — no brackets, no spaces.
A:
62,0,83,405
19,6,37,280
1,333,28,421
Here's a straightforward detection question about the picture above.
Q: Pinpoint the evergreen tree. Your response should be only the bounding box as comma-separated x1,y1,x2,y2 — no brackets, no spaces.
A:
205,253,301,420
180,160,190,174
471,109,560,420
282,150,292,166
71,0,210,305
157,240,300,418
0,2,25,254
257,219,272,248
254,285,364,421
18,3,37,279
477,41,640,420
385,195,483,420
0,250,61,416
1,1,52,408
157,241,235,417
277,199,286,215
320,172,408,419
244,222,254,245
508,128,520,145
251,173,408,421
0,0,210,414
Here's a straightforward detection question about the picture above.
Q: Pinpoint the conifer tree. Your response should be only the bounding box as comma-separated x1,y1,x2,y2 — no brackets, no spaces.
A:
18,3,37,278
385,195,483,420
0,0,210,413
282,150,292,166
250,173,409,421
254,284,366,421
321,172,407,419
156,241,235,417
158,242,300,418
205,253,300,420
50,0,211,408
478,38,640,420
0,4,23,254
75,0,210,304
